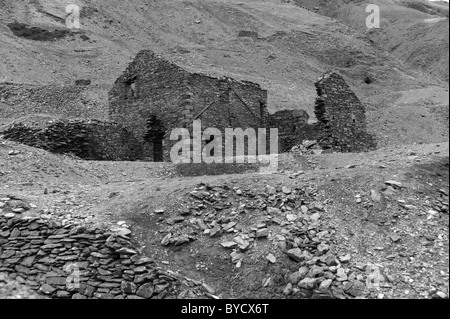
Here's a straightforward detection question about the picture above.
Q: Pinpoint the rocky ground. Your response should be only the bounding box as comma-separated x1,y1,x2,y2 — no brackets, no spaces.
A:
0,0,448,301
0,138,448,299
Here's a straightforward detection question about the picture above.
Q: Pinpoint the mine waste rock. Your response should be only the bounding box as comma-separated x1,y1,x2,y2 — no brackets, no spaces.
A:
157,182,398,299
290,140,323,155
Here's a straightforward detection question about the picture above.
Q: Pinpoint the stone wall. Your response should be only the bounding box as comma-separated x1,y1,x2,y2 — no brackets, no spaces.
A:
314,72,377,152
0,119,143,161
0,200,185,299
0,83,109,121
109,50,269,162
269,110,319,152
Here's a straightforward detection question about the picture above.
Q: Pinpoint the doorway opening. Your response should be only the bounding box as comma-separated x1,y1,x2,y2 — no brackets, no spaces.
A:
145,115,166,162
125,76,137,99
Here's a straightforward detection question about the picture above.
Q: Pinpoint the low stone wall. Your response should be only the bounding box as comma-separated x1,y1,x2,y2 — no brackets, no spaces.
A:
0,217,181,299
0,194,207,299
1,119,144,161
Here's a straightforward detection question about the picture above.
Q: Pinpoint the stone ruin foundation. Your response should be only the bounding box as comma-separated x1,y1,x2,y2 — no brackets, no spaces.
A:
0,119,143,161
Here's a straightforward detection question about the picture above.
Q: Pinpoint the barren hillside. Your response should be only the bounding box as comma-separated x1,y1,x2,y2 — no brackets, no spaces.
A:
0,0,448,147
0,0,448,302
294,0,449,82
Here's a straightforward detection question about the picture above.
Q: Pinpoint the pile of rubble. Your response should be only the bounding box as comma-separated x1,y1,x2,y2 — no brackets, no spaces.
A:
0,196,211,299
156,182,402,299
290,140,323,155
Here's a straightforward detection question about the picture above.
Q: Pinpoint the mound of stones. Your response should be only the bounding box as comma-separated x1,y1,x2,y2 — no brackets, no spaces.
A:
290,140,323,155
158,182,395,299
0,196,208,299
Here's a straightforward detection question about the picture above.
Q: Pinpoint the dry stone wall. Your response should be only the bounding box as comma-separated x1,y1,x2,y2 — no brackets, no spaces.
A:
109,50,268,162
0,197,208,299
314,72,377,152
1,119,143,161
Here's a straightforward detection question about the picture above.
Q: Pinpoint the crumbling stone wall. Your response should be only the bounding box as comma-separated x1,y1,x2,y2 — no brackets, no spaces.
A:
269,110,319,152
109,50,269,162
314,72,377,152
1,119,143,161
0,211,182,299
0,83,109,121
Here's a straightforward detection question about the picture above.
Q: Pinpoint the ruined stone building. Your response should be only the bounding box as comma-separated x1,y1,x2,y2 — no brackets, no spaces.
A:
314,72,377,152
0,51,375,163
109,50,269,162
268,109,319,152
1,55,376,162
108,51,376,162
267,72,376,153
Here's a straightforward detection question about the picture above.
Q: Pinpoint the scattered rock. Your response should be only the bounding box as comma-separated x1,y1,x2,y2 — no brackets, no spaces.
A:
319,279,333,290
256,228,269,238
221,241,238,249
310,213,321,222
371,190,382,203
283,283,293,296
298,277,317,289
389,233,401,243
286,248,304,262
339,254,351,263
202,283,215,295
385,181,403,188
266,254,276,264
